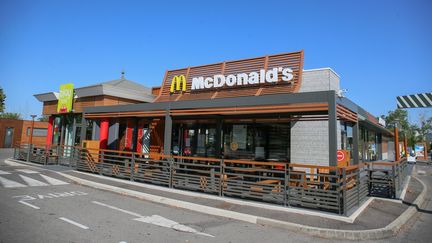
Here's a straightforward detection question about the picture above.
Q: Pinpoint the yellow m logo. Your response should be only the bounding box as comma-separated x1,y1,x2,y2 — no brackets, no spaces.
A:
170,75,187,93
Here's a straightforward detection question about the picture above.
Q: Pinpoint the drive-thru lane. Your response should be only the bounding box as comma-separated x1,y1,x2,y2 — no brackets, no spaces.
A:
1,150,431,243
0,159,325,243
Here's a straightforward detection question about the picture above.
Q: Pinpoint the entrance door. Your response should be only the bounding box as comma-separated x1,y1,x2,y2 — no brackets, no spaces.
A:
4,127,14,148
141,126,151,154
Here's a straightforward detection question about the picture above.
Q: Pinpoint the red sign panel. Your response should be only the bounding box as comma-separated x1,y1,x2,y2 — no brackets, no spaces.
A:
337,150,345,162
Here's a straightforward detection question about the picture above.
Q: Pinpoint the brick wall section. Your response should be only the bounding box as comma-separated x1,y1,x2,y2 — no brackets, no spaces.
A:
0,118,48,147
0,119,23,147
20,120,49,146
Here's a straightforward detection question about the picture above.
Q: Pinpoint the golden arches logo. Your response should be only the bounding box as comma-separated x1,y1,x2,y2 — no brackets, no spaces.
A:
170,75,187,93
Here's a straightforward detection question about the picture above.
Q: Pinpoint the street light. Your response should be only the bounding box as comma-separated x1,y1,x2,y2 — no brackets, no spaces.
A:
29,115,37,146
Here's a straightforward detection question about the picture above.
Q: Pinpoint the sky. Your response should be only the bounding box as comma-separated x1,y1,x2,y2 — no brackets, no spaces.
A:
0,0,431,124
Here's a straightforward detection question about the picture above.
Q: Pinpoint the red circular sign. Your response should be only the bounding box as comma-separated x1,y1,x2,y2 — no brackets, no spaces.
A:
337,151,345,162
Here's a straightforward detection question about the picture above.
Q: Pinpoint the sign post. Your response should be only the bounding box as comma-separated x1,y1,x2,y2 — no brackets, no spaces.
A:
337,150,350,167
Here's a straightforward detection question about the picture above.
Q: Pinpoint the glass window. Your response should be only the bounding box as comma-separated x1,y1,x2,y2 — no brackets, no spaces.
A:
26,128,48,137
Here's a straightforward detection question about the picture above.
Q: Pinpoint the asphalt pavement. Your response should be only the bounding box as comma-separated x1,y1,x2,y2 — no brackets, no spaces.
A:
1,148,432,243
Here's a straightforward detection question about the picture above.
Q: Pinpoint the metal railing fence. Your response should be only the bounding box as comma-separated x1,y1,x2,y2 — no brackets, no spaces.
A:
13,144,408,215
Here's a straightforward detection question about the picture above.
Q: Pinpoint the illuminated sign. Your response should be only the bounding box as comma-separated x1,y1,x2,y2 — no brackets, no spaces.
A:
57,83,74,113
170,75,187,93
191,67,294,91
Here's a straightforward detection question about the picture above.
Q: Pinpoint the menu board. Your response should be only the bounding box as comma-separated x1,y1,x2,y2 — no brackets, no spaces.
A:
233,125,247,149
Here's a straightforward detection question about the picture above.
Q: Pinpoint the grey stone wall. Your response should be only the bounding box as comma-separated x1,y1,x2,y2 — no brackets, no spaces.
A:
290,68,342,166
299,68,340,93
290,120,329,166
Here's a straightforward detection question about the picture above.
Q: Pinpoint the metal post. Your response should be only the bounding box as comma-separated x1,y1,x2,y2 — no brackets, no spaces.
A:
69,147,73,168
377,134,383,161
394,127,400,161
130,152,135,181
164,113,172,155
367,163,371,195
169,157,174,188
342,168,347,216
220,158,224,197
284,164,288,207
100,150,104,175
337,168,341,215
357,165,360,206
26,144,32,162
328,91,338,166
392,164,396,198
286,165,291,207
352,121,360,164
80,114,87,146
56,145,60,164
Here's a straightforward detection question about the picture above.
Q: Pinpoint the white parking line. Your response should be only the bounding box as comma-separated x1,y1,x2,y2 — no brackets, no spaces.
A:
59,217,89,230
92,201,142,217
18,201,40,209
15,169,39,174
39,174,69,185
0,176,27,188
0,170,11,175
19,175,48,187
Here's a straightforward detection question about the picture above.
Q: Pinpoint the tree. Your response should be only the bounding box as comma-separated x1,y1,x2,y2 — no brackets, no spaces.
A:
38,116,49,122
416,112,432,142
381,109,410,131
381,109,418,148
0,86,5,113
0,112,22,119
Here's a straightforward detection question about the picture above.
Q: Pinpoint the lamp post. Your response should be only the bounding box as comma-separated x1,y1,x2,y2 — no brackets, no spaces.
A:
27,115,37,162
392,119,400,161
29,115,37,146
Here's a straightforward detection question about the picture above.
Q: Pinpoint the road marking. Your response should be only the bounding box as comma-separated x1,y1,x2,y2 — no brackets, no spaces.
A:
4,160,29,166
18,201,40,209
39,174,69,185
19,175,48,186
92,201,214,237
92,201,142,217
0,170,11,175
0,176,27,188
15,169,39,174
59,217,89,230
417,170,426,175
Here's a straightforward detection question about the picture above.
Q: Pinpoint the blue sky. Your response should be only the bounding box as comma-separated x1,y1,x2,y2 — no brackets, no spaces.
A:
0,0,431,124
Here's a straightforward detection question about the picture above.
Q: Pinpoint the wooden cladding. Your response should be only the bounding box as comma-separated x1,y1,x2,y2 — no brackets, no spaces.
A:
85,103,328,118
42,95,142,115
154,50,304,102
337,105,357,123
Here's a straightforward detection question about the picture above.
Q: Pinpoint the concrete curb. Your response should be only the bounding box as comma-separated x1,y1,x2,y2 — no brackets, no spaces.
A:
56,171,427,240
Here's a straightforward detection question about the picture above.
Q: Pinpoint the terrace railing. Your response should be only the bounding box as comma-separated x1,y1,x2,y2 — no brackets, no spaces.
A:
13,144,409,215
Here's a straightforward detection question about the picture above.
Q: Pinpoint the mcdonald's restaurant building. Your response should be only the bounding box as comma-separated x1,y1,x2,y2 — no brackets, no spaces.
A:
35,50,394,167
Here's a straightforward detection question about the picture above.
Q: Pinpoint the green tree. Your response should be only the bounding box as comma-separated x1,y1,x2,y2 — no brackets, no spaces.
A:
381,109,410,131
38,116,49,122
0,112,22,119
416,112,432,142
381,109,418,148
0,86,5,113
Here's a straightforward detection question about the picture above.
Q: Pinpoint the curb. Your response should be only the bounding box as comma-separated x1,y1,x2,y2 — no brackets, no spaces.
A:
56,170,428,240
